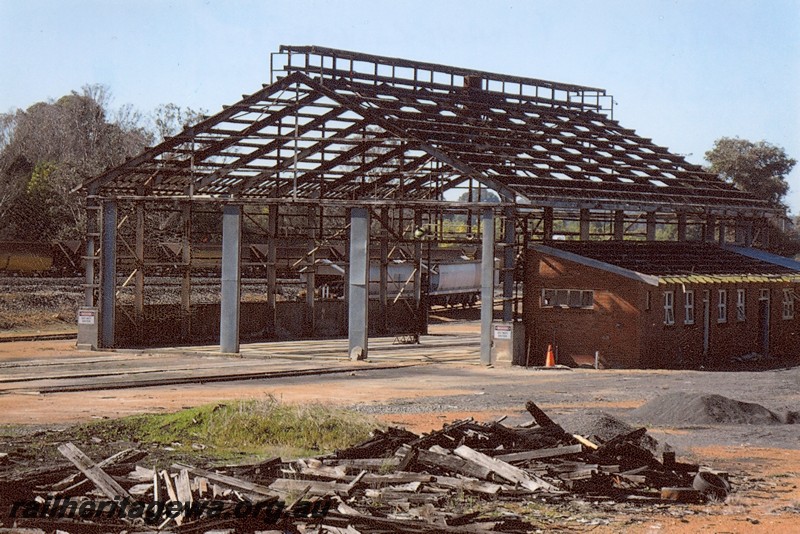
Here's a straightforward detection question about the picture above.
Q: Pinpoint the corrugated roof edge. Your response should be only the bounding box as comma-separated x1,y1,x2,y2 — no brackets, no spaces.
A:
531,244,660,287
724,246,800,272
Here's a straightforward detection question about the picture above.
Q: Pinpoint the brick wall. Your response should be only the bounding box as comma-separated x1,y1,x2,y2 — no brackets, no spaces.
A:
524,250,644,368
525,249,800,369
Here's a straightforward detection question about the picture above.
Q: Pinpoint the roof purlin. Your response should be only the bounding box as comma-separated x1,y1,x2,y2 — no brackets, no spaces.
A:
81,71,310,194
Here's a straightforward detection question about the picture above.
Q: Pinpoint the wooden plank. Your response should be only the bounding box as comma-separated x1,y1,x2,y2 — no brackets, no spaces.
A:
495,444,582,463
56,442,130,500
572,434,598,450
361,472,435,485
172,463,278,498
415,448,491,480
50,448,141,491
453,445,559,493
524,400,561,429
269,478,352,496
175,468,193,504
434,476,502,495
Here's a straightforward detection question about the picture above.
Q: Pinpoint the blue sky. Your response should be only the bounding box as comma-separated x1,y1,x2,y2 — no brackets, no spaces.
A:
1,0,798,213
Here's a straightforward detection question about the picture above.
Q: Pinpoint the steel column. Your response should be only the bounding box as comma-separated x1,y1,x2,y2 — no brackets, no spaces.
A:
543,207,553,241
348,207,370,359
100,200,117,348
480,207,495,365
267,206,278,333
579,209,590,241
613,210,625,241
83,195,99,307
220,204,242,353
306,205,317,335
413,211,423,337
181,202,192,340
677,213,687,242
379,209,389,335
134,202,145,323
502,206,515,322
646,212,656,241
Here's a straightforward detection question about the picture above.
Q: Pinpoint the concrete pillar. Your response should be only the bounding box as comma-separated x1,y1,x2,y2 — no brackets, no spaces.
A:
220,204,242,354
348,207,370,359
480,207,495,366
100,200,117,348
502,206,515,322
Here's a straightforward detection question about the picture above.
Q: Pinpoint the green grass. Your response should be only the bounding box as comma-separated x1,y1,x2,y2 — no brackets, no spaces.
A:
73,396,381,460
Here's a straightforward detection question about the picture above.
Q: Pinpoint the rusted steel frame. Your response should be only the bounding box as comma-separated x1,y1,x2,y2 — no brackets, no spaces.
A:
186,91,326,191
269,134,390,197
341,75,602,113
242,122,380,195
346,152,433,198
83,71,309,192
319,143,413,194
210,106,359,194
507,179,758,205
280,45,605,93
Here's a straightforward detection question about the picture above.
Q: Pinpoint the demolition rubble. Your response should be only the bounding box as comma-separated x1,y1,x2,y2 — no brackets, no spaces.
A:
1,401,731,533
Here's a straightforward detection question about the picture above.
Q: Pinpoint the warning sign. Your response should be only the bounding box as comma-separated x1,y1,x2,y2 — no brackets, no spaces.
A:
78,310,96,325
493,324,512,340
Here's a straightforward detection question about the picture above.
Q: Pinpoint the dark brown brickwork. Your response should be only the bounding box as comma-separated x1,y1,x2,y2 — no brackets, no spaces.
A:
525,249,800,369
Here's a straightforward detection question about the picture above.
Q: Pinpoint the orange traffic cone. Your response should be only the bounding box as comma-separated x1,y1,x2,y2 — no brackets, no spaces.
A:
545,344,556,367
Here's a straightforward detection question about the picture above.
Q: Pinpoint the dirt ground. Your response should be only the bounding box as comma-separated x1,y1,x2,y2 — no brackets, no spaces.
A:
1,321,800,532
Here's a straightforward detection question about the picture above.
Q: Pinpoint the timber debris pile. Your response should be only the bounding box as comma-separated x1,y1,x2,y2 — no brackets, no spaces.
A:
1,401,732,533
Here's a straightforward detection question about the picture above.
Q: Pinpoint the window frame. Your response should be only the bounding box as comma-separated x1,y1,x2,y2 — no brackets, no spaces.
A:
684,289,695,325
541,288,594,310
736,289,746,322
783,288,795,320
717,289,727,323
663,290,675,325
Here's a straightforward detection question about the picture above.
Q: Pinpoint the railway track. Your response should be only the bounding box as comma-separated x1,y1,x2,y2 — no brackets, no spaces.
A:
0,332,77,343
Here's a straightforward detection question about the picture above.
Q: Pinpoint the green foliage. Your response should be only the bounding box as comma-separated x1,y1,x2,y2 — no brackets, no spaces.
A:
705,137,796,210
74,397,380,458
0,84,151,240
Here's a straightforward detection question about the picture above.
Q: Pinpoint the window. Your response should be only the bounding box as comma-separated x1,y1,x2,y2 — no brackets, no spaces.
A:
684,290,695,325
645,291,652,311
664,291,675,325
736,289,746,321
541,289,594,309
783,289,795,320
718,289,727,323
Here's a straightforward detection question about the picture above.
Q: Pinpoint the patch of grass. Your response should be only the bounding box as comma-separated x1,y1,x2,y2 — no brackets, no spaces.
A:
73,396,381,459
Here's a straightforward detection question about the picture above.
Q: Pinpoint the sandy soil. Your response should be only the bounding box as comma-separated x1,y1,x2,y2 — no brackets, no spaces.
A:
1,322,800,532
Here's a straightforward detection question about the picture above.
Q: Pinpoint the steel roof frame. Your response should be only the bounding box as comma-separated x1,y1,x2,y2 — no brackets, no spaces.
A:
82,46,774,218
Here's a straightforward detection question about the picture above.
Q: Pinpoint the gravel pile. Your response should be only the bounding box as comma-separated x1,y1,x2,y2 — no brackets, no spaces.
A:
556,410,671,456
629,392,785,426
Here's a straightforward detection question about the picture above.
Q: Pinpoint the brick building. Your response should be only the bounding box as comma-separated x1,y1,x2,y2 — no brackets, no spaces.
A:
524,241,800,369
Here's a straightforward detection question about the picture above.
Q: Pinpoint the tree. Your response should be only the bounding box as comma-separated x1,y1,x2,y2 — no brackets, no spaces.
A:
705,137,796,210
151,103,208,141
0,85,151,240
